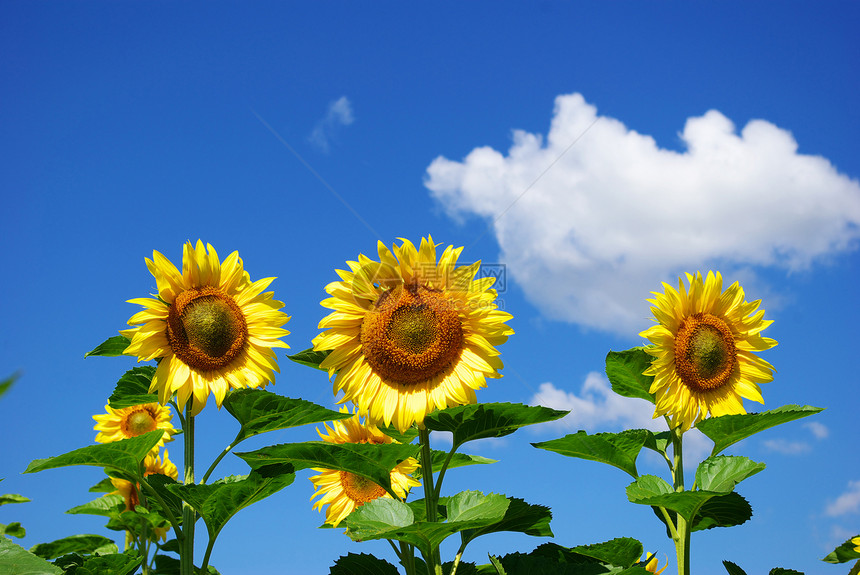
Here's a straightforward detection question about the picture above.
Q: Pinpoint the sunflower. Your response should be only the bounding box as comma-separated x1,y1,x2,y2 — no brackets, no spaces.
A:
93,403,175,450
111,450,179,512
309,410,420,527
639,271,777,431
123,240,290,415
852,536,860,553
643,552,667,574
312,236,513,431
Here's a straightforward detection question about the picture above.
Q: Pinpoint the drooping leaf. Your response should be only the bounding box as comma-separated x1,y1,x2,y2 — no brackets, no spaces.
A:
423,403,568,448
653,492,753,535
378,424,419,444
0,537,63,574
459,497,553,545
696,405,824,455
533,429,652,478
329,553,401,575
822,535,860,563
695,456,765,493
286,348,331,370
626,475,722,522
643,431,671,457
223,389,351,442
236,441,420,495
88,478,117,493
414,450,496,480
722,561,748,575
107,366,158,408
73,552,141,575
1,522,26,538
605,348,656,403
144,474,184,522
85,335,131,358
0,494,30,506
24,430,163,478
167,466,295,543
30,534,117,560
66,494,124,518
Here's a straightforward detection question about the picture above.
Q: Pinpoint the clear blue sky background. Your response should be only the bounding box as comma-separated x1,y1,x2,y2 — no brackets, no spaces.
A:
2,3,859,574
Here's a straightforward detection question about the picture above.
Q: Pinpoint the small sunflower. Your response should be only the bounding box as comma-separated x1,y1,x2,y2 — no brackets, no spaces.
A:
643,552,667,574
111,450,179,512
312,236,513,431
852,536,860,553
639,271,777,431
123,240,290,415
309,410,420,527
93,403,175,450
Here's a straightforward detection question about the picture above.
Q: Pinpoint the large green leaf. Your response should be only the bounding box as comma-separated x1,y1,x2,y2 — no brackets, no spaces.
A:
24,430,164,478
653,492,752,535
626,475,723,522
605,348,656,403
29,535,117,560
695,456,765,493
84,335,131,358
822,535,860,563
236,441,420,495
167,466,295,544
108,366,158,408
286,348,331,370
533,429,652,478
223,389,351,441
459,497,553,545
73,552,141,575
696,405,824,455
65,494,124,518
423,403,568,448
415,450,496,480
329,553,401,575
0,494,30,506
144,474,184,522
481,538,649,574
0,537,63,575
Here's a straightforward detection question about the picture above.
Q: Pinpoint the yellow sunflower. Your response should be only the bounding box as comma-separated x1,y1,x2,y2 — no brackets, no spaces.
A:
123,240,290,415
312,236,513,432
639,271,777,431
852,536,860,553
643,552,667,574
111,450,179,512
309,410,420,527
93,403,175,450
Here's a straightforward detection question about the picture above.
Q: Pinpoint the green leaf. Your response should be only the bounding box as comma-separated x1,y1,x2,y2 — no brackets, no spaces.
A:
84,336,131,358
0,537,63,575
423,403,568,448
24,430,164,478
768,568,803,575
487,555,507,575
88,478,117,493
605,348,656,404
0,494,30,506
822,535,860,563
0,373,18,400
167,467,295,544
723,561,748,575
415,450,496,480
654,492,753,534
643,431,671,457
223,389,351,442
483,539,649,574
460,497,553,545
626,475,722,522
236,441,420,495
329,553,401,575
144,474,184,522
1,522,26,538
286,348,331,370
533,429,652,478
30,535,117,560
107,366,158,408
696,405,824,455
65,494,124,518
695,456,765,493
73,552,141,575
378,424,419,444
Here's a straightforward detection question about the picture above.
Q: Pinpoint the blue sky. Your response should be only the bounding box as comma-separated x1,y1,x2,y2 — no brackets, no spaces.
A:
2,2,859,574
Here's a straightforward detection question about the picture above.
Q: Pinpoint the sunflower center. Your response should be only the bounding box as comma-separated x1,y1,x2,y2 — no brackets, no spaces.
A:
125,409,157,436
674,313,738,393
339,471,387,505
360,283,464,385
167,286,248,371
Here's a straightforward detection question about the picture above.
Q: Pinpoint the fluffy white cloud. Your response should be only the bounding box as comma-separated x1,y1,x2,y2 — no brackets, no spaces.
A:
425,93,860,334
804,421,830,440
826,480,860,517
762,439,811,455
309,96,354,152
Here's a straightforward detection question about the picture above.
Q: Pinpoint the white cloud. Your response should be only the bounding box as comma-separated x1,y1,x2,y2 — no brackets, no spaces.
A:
762,439,811,455
309,96,354,152
425,93,860,334
804,421,830,440
529,374,711,463
826,480,860,517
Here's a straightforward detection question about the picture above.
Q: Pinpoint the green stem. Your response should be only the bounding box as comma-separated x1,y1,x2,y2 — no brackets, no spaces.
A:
432,445,459,501
180,407,195,575
418,427,443,575
670,425,691,575
398,541,415,575
200,432,242,484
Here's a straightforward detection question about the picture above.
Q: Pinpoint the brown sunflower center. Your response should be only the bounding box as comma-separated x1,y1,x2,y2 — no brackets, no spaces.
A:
674,312,738,393
360,283,464,385
339,471,387,505
166,286,248,371
125,409,157,436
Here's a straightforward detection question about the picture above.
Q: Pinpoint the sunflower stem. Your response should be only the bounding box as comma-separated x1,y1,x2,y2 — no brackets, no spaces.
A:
200,432,242,484
670,425,691,575
180,408,195,575
418,427,443,575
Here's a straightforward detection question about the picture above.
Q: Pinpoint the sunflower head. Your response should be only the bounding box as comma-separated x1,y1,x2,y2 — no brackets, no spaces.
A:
93,403,175,450
313,236,513,432
639,271,777,431
309,409,420,527
123,240,291,415
852,536,860,553
110,449,178,511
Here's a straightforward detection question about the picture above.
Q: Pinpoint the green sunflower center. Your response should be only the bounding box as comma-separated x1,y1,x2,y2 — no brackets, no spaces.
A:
674,313,738,393
167,286,248,371
125,409,157,436
339,471,386,505
360,283,464,385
